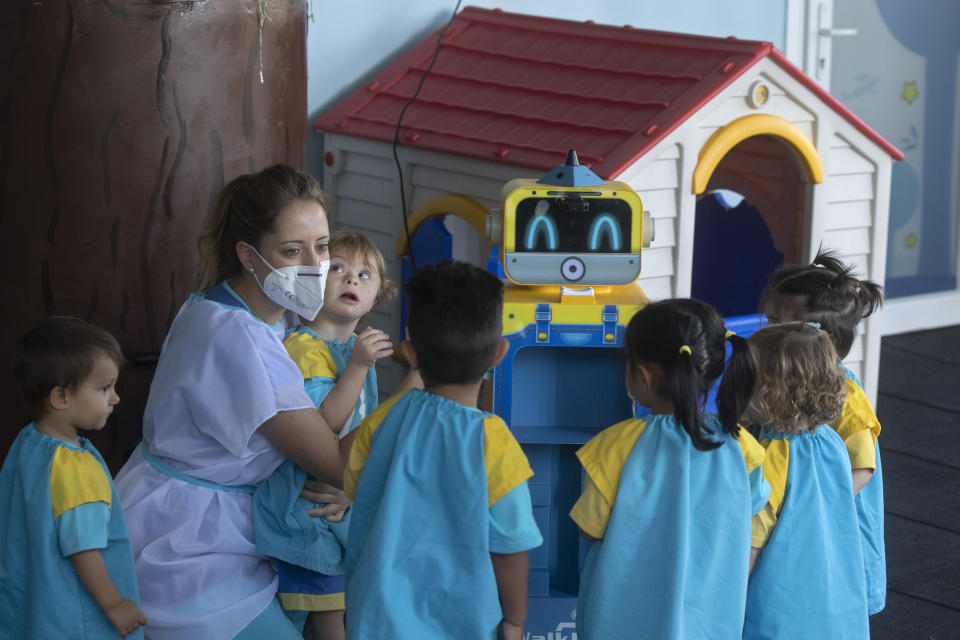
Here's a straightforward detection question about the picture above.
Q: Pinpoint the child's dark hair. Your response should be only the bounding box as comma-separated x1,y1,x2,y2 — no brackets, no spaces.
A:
748,323,847,433
406,260,503,387
14,316,125,419
624,299,756,451
761,248,883,359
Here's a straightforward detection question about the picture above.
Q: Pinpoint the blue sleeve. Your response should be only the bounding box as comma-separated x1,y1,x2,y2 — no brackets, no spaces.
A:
749,465,771,516
303,376,337,409
56,501,111,556
488,481,543,554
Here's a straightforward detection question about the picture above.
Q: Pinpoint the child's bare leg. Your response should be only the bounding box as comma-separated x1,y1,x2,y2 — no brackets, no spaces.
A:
304,610,345,640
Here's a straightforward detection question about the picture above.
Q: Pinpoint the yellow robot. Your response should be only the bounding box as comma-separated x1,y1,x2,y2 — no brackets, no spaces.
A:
397,150,654,423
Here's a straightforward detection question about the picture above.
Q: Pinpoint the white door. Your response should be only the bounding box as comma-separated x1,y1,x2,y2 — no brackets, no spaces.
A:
784,0,858,92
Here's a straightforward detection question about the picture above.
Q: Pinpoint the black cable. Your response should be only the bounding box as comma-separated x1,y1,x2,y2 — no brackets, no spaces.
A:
392,0,463,273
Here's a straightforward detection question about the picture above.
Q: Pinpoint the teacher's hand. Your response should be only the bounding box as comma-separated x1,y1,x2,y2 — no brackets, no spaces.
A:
301,479,351,521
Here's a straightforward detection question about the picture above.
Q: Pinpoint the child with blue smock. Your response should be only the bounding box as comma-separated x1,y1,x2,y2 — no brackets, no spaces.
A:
115,165,357,640
744,322,869,639
761,248,886,613
0,317,145,639
343,260,543,640
570,298,769,640
253,231,408,639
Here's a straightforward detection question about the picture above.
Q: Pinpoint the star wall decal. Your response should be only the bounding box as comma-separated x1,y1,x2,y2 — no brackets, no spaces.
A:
902,81,919,105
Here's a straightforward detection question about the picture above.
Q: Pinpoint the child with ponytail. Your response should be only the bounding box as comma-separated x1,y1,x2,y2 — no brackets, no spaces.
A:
744,322,869,639
570,299,769,640
761,249,886,613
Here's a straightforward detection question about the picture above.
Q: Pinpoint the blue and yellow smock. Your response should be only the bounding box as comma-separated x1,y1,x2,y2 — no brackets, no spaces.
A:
833,365,885,614
343,388,542,639
0,425,142,639
746,424,869,639
253,326,379,614
570,414,769,640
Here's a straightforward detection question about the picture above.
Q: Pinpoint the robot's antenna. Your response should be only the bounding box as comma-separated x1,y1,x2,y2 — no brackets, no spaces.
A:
537,149,604,187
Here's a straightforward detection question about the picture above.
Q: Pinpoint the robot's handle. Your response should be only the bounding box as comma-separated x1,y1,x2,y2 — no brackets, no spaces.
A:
643,210,655,247
485,209,502,245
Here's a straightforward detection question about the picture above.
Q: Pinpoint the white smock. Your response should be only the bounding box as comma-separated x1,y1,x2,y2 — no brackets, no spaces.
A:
115,284,315,640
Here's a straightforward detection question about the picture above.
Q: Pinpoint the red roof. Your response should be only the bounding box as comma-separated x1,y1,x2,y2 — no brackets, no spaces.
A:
315,7,901,179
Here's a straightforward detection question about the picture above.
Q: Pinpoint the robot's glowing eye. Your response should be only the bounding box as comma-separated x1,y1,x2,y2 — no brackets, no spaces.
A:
588,214,621,251
525,215,558,251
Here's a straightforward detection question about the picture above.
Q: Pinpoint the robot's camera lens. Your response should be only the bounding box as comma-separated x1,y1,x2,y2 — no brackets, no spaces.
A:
561,257,585,281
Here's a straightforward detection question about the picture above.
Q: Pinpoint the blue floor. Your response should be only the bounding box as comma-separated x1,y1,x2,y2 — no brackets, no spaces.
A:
870,325,960,638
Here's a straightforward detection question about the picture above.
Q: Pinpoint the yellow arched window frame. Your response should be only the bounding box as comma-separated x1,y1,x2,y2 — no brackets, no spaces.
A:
692,114,824,194
395,194,490,257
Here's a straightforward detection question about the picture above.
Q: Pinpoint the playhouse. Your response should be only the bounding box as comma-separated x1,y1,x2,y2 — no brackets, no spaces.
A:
316,5,901,402
315,7,901,634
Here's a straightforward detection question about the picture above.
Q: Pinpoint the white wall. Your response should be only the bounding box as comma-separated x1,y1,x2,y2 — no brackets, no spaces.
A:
305,0,788,176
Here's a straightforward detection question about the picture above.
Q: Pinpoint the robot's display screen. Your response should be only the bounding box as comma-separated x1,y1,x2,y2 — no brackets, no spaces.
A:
514,196,633,253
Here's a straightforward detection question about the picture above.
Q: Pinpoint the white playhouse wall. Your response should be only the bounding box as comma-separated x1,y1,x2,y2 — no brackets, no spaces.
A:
608,56,892,403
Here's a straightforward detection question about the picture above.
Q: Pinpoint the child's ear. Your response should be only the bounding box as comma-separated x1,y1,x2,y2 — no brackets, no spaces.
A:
47,386,70,411
629,363,656,392
637,363,656,389
490,338,509,367
399,340,419,370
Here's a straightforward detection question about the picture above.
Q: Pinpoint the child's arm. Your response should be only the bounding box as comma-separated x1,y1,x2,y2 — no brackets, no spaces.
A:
49,448,145,637
832,379,881,496
319,327,392,432
70,549,145,637
851,468,874,495
578,527,599,542
569,476,610,543
750,502,778,575
842,420,876,496
491,551,529,638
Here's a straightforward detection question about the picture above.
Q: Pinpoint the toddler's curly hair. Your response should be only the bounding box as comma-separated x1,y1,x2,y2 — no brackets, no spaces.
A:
748,322,846,434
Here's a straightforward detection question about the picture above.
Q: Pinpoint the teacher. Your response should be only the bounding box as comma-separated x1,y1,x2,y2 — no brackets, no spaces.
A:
115,165,351,640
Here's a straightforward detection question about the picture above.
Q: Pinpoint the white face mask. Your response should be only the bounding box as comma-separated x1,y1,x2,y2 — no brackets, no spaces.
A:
248,246,329,321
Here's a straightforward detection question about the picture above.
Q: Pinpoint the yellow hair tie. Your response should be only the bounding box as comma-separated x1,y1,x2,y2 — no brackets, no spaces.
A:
724,330,736,340
678,345,692,355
